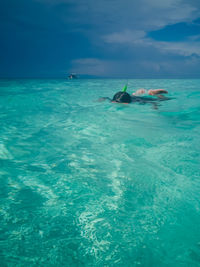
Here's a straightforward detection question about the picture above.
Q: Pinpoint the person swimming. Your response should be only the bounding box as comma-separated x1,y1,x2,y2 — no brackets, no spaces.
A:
97,86,171,108
111,89,170,104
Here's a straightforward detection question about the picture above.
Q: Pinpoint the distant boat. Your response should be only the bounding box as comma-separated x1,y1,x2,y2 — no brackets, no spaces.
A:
68,73,78,79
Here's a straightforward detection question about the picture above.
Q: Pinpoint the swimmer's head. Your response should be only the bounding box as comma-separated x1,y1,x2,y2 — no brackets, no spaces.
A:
112,91,132,103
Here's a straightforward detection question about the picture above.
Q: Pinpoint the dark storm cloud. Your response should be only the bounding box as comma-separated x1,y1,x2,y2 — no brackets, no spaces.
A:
0,0,200,77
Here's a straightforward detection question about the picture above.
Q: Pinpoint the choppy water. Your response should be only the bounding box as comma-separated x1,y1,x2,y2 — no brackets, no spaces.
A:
0,79,200,266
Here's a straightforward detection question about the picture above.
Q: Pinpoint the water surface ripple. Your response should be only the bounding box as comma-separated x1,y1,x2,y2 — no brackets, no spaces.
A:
0,79,200,266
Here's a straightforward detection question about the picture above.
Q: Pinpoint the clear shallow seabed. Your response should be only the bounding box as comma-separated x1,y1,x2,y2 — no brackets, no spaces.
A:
0,79,200,266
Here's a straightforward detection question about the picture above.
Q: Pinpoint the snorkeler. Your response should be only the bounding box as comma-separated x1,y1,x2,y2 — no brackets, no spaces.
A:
112,88,169,104
98,85,170,108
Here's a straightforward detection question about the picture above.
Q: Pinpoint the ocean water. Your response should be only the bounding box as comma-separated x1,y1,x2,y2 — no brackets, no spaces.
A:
0,79,200,267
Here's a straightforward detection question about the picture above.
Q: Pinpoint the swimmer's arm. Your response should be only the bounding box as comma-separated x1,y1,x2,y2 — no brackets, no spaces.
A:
148,89,168,96
132,89,147,96
132,89,168,99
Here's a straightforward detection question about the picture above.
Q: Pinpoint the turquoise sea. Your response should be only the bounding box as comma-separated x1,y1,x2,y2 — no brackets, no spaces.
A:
0,79,200,266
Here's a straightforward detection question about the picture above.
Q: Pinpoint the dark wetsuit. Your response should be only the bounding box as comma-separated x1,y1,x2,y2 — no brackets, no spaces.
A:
98,95,171,104
131,95,171,103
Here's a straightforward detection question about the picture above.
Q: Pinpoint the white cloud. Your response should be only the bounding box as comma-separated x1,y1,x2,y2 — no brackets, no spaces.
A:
104,30,146,44
103,29,200,57
42,0,200,55
36,0,200,32
155,41,200,56
35,0,200,77
35,0,200,49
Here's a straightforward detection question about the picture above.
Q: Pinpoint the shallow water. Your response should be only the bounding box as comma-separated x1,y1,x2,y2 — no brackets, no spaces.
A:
0,79,200,266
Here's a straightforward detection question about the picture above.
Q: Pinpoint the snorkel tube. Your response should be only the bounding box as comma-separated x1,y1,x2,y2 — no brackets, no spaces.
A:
122,84,128,92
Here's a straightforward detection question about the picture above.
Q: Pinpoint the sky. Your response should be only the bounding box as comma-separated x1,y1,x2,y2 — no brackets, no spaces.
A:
0,0,200,78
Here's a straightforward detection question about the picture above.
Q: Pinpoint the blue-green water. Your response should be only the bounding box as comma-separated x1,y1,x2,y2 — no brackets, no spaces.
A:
0,79,200,266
